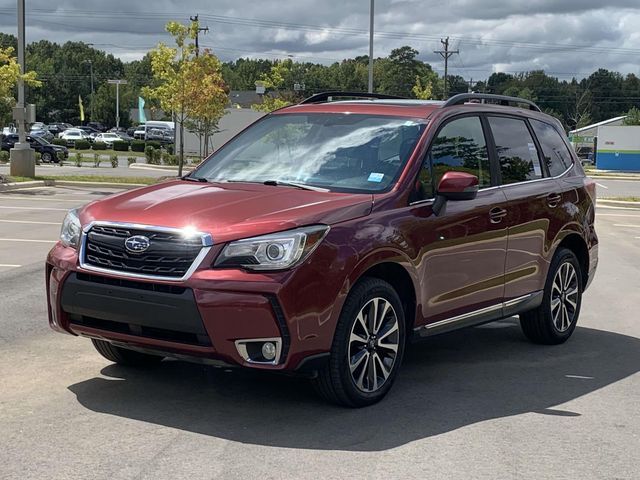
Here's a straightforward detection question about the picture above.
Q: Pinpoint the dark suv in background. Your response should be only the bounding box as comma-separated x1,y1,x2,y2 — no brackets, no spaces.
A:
47,93,598,407
2,134,68,163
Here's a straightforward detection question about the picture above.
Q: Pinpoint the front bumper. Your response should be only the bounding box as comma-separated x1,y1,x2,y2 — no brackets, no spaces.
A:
46,242,344,372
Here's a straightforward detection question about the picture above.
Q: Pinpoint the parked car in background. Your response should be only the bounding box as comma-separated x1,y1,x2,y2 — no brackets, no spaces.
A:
94,132,125,148
133,124,146,140
146,128,174,144
46,92,598,407
116,132,134,143
60,128,91,147
2,125,17,136
87,121,107,132
75,126,100,141
47,124,67,136
2,134,68,163
30,122,46,131
30,128,55,142
126,126,137,137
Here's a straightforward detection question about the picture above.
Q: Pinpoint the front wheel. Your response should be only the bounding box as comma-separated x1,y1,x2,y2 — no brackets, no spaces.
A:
41,152,52,162
312,277,406,407
520,248,583,344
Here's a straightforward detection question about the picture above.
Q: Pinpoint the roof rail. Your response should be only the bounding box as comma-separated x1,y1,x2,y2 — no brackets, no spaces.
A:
443,93,542,112
300,91,408,104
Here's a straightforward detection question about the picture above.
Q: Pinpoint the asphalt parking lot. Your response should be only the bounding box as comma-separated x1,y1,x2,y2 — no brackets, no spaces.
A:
1,185,639,479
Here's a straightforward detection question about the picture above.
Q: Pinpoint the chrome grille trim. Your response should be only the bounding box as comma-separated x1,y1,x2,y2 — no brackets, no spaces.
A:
79,221,213,282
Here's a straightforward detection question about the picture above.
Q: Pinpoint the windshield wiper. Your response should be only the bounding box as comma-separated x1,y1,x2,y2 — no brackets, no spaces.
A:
181,175,209,183
263,180,329,192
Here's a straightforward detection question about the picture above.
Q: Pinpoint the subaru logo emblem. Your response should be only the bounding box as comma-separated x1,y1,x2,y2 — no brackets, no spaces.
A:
124,235,150,253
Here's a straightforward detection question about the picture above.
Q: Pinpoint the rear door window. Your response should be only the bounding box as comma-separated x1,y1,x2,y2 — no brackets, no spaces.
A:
529,119,573,176
488,116,544,185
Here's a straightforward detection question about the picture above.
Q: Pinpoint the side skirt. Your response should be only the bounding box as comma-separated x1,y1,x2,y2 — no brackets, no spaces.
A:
414,291,543,338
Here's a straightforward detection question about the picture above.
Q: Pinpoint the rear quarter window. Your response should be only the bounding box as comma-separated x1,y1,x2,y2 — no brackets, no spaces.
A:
529,119,573,176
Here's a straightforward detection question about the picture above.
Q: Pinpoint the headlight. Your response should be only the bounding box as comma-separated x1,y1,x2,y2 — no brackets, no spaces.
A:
60,208,82,248
215,225,329,271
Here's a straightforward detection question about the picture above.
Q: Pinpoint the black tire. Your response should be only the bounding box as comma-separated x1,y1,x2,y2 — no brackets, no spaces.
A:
41,152,52,163
91,339,164,366
520,248,583,345
312,277,406,407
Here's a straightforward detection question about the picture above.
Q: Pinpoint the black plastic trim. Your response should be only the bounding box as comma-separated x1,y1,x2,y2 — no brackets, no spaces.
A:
265,294,290,364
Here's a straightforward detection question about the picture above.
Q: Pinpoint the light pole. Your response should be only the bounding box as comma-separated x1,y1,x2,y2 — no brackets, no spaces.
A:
107,79,127,129
83,60,94,121
9,0,35,177
368,0,374,93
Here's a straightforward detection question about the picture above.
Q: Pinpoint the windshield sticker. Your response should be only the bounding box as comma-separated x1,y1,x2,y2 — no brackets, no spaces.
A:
368,172,384,183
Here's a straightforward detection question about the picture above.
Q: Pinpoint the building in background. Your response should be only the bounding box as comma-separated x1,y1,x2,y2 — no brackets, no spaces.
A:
569,116,627,166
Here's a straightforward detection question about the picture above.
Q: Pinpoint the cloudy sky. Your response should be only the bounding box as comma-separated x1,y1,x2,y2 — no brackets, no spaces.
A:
1,0,640,80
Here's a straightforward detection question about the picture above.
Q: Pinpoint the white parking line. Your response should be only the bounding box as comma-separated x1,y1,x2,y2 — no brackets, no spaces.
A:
613,224,640,228
0,238,57,243
597,214,640,217
0,206,69,211
0,219,61,225
0,196,91,203
0,264,22,268
596,183,609,189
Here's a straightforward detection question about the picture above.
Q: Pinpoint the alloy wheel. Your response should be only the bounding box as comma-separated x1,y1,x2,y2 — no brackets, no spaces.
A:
347,297,400,393
551,262,579,332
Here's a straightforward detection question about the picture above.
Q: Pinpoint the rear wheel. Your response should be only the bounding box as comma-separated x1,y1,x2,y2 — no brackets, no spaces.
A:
91,339,163,367
312,277,405,407
41,152,52,162
520,248,583,344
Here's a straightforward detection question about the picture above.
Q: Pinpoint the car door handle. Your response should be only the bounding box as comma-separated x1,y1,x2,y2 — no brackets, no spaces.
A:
489,207,508,224
547,193,562,208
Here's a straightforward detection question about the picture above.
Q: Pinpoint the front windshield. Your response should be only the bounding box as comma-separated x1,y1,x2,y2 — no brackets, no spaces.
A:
192,113,427,193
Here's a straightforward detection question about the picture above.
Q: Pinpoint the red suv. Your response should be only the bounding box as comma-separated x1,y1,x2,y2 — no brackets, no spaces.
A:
47,92,598,407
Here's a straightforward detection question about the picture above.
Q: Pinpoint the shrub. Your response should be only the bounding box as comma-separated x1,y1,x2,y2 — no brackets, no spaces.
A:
35,152,42,165
73,152,82,167
0,151,9,163
146,140,162,150
93,153,101,168
165,144,174,155
110,154,119,168
127,156,137,166
145,145,155,164
113,141,129,152
162,151,178,166
152,148,161,164
131,140,145,152
52,138,66,147
74,139,90,150
92,141,107,151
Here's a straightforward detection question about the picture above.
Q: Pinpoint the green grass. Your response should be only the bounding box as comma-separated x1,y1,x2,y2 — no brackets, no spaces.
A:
71,149,145,158
5,175,159,185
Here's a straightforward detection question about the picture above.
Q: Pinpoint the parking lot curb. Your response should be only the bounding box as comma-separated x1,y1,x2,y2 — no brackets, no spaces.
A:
598,199,640,208
0,179,145,192
130,164,194,173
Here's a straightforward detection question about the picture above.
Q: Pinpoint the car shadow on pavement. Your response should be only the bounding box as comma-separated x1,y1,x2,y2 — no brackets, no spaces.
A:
68,319,640,451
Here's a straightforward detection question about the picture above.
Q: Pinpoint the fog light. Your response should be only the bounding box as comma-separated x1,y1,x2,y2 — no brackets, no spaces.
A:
262,342,277,361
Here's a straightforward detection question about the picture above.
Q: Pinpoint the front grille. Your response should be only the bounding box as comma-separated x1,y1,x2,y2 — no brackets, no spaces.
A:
83,225,204,278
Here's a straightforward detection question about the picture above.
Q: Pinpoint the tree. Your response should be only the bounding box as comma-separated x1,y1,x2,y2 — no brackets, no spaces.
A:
143,20,228,175
412,75,433,99
252,60,296,112
0,45,40,129
623,107,640,126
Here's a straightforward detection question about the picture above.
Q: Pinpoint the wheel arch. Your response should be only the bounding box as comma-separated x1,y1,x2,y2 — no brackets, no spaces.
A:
556,232,589,287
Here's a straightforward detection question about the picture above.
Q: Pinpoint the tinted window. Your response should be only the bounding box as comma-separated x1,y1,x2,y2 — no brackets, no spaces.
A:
530,119,572,176
489,116,544,185
417,116,491,199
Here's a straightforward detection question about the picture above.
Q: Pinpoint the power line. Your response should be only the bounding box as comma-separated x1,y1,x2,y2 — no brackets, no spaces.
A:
434,37,459,99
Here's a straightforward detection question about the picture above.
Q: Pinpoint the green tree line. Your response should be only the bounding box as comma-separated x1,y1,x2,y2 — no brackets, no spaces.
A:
2,32,640,131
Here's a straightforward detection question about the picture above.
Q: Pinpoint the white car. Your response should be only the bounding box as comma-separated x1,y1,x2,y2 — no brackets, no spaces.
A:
94,132,124,148
59,129,90,147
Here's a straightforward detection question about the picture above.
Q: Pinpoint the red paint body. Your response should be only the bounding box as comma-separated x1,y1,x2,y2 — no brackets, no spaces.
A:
46,102,598,372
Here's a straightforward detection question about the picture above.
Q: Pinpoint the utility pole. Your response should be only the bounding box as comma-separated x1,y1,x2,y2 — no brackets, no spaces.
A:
468,78,473,93
434,37,459,100
83,60,95,121
367,0,374,93
190,14,209,57
107,79,127,129
10,0,35,177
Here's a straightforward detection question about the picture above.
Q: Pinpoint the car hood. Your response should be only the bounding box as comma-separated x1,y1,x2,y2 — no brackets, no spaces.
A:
79,180,373,243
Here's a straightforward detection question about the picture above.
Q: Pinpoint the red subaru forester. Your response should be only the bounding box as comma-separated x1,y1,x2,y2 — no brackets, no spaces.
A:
47,92,598,407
